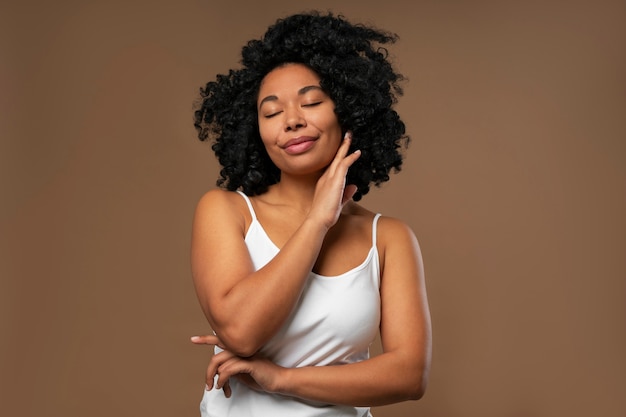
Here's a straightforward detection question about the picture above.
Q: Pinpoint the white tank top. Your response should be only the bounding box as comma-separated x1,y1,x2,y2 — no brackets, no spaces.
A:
200,191,381,417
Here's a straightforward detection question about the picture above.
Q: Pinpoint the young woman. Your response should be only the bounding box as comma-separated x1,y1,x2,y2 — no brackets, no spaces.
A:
190,11,432,417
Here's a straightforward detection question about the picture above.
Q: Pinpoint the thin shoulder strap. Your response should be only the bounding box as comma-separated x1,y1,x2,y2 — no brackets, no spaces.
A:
372,213,381,247
236,190,257,221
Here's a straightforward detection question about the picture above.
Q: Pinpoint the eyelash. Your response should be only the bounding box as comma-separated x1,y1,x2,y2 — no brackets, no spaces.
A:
264,102,322,118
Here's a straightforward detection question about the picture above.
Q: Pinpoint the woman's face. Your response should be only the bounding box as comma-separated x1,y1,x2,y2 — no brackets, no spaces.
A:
257,63,342,177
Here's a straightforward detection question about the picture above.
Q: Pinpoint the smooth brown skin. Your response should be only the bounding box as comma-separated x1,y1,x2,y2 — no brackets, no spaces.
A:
190,64,432,407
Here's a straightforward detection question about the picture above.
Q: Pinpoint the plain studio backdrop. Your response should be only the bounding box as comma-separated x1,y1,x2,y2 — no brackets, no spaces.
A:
1,1,625,416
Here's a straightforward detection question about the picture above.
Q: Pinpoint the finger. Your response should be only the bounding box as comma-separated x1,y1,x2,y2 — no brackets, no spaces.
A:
216,357,252,390
339,131,354,156
335,132,360,166
341,148,361,168
331,148,361,181
337,131,353,157
190,335,224,348
327,132,353,174
222,380,232,398
206,350,236,389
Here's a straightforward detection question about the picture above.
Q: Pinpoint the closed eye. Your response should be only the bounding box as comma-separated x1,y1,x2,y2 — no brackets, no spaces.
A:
264,111,282,118
302,102,322,108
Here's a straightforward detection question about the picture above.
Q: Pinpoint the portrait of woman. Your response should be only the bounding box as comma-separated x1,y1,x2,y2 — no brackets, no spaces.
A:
4,2,623,417
189,11,432,417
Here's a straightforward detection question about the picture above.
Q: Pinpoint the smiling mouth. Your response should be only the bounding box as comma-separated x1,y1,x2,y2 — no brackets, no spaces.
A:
282,136,317,154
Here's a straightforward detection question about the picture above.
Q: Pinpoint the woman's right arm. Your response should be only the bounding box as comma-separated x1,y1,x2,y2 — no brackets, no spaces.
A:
191,136,360,358
191,189,326,357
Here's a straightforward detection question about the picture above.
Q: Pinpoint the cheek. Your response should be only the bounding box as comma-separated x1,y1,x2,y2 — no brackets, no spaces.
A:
324,118,343,143
257,119,276,146
311,111,341,134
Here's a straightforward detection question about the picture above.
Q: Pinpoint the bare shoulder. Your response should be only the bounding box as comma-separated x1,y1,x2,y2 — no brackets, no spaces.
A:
193,188,250,231
342,203,417,239
196,188,240,208
375,215,423,268
377,215,419,243
195,188,247,212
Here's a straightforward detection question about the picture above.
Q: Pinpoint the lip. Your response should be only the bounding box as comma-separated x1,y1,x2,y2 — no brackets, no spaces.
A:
281,136,318,155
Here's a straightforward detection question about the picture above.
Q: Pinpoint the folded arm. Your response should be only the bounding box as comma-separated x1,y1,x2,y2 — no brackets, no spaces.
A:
195,217,432,406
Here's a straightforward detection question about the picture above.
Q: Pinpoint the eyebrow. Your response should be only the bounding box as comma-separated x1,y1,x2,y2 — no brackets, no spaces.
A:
258,85,324,108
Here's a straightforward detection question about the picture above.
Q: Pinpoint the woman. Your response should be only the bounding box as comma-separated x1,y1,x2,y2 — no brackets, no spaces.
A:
190,11,431,417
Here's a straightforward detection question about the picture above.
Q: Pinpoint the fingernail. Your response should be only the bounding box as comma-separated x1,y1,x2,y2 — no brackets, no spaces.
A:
191,336,200,341
205,384,210,391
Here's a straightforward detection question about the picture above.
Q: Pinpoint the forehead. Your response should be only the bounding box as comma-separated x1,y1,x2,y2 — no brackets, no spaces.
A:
258,64,321,96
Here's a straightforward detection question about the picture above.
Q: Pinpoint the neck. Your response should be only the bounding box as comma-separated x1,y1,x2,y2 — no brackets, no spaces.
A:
268,171,321,213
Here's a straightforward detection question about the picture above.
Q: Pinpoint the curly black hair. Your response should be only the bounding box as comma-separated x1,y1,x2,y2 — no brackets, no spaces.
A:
193,11,409,201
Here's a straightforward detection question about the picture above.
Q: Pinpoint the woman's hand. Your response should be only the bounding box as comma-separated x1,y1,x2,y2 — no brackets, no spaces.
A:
191,335,286,398
191,335,232,397
308,131,361,229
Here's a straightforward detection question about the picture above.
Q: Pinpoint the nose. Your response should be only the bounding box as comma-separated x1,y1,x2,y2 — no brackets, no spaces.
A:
284,106,306,131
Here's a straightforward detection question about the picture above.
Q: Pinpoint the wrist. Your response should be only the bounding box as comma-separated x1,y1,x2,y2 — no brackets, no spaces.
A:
275,366,296,396
301,215,331,236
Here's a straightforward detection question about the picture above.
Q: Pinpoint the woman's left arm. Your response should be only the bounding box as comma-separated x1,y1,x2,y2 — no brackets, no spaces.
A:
282,216,431,405
194,217,432,406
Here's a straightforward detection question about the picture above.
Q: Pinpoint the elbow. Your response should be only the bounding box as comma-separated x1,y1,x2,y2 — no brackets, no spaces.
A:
407,379,428,401
228,344,260,358
404,362,430,401
216,327,263,358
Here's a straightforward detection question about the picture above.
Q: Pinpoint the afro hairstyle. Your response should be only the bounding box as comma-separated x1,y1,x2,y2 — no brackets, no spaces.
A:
193,10,409,201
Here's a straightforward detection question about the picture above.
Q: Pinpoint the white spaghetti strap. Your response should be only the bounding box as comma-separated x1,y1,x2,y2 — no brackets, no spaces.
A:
236,190,257,221
372,213,381,247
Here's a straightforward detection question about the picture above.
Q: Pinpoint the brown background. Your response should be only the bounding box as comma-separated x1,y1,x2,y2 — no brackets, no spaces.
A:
1,0,625,416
